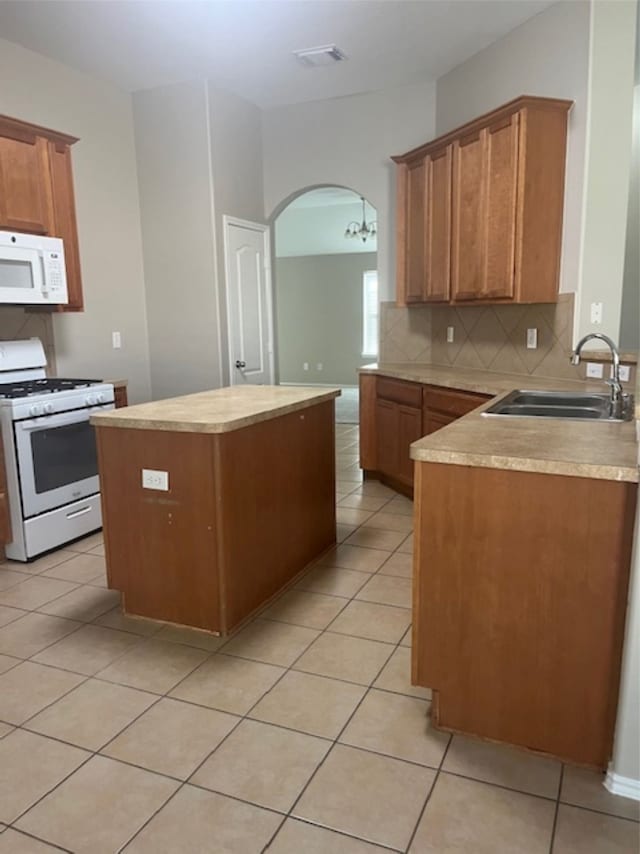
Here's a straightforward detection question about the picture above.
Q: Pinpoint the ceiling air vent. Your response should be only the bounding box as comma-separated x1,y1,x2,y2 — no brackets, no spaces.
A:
293,45,348,68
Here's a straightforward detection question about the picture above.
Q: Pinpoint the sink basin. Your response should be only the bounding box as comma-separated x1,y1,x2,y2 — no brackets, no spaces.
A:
482,390,633,422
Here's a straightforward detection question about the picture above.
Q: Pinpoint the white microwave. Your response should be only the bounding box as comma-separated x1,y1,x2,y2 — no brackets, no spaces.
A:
0,231,69,305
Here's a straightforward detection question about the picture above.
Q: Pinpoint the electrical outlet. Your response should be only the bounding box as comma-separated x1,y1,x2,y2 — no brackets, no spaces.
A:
142,469,169,491
316,363,323,371
112,331,122,349
586,362,604,379
611,364,631,382
590,302,603,325
303,362,309,371
446,326,454,343
526,328,538,349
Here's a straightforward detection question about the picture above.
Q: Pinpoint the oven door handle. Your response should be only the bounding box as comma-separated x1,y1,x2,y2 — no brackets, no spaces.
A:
17,405,113,432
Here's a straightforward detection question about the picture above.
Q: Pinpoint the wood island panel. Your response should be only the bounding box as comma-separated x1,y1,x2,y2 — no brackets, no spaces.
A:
96,398,336,634
412,461,637,768
97,428,220,630
214,401,335,630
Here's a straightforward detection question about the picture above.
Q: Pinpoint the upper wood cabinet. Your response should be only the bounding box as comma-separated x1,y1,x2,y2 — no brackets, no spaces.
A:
0,115,84,311
393,96,572,306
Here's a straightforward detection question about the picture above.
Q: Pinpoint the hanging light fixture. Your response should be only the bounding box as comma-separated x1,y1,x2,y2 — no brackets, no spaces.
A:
344,196,377,243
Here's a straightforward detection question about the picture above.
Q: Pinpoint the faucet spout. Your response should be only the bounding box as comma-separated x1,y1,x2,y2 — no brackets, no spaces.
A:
570,333,624,418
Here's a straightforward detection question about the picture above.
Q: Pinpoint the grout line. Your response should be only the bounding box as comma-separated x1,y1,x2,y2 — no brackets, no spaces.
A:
548,764,565,854
2,826,74,852
404,730,453,853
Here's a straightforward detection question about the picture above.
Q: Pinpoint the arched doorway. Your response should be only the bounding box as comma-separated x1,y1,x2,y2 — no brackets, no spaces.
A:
272,186,378,423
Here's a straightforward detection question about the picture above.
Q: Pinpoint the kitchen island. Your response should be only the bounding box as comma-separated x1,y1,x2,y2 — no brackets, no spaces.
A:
91,386,339,634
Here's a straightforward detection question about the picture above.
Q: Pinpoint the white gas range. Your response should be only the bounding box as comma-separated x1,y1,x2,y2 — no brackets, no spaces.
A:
0,339,114,561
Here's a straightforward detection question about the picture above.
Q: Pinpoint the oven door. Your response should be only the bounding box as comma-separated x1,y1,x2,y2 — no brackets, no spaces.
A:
14,404,114,518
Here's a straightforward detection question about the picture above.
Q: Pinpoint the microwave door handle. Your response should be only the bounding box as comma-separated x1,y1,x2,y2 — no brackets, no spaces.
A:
36,252,46,293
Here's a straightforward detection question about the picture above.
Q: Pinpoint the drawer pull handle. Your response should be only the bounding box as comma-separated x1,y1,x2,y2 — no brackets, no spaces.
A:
66,506,92,520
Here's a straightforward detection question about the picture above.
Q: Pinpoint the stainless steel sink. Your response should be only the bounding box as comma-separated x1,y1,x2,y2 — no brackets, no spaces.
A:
482,390,634,422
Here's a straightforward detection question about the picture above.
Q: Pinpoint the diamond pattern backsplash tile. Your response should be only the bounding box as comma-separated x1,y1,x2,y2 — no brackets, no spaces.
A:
379,293,636,386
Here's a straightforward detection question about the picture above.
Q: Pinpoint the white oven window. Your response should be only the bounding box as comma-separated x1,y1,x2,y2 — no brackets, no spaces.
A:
30,420,99,494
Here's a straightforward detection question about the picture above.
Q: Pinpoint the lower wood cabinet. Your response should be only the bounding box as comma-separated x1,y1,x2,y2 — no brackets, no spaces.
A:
113,385,128,409
0,436,11,557
360,372,491,495
423,385,491,434
413,461,637,768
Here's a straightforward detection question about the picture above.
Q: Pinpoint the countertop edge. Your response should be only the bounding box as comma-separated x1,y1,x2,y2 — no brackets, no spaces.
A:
410,447,638,483
91,389,341,433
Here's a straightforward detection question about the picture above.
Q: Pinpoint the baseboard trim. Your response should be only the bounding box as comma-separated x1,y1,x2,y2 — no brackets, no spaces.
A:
605,768,640,801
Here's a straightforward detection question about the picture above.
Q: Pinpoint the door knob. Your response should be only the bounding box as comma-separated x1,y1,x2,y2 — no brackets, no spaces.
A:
235,360,246,369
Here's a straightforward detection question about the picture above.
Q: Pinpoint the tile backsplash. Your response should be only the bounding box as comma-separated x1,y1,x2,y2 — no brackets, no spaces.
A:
380,293,636,385
0,307,56,373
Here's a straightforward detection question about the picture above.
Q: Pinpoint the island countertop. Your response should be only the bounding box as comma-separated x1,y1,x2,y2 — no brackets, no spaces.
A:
91,385,341,434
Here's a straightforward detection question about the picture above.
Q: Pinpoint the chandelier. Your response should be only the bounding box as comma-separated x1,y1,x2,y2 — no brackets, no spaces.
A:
344,196,377,243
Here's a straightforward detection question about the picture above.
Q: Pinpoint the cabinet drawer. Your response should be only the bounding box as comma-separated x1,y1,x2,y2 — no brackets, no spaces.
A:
423,386,491,417
377,377,422,408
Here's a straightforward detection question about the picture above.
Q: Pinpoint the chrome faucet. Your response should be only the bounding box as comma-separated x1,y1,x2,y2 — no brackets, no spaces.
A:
570,333,626,418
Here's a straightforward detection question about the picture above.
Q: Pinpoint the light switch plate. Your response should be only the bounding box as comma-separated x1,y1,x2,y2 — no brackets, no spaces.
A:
586,362,604,379
590,302,603,324
526,328,538,349
142,469,169,491
446,326,455,343
112,331,122,349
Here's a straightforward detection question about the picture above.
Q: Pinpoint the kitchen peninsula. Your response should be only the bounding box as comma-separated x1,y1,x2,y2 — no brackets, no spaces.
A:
91,386,339,634
409,392,638,769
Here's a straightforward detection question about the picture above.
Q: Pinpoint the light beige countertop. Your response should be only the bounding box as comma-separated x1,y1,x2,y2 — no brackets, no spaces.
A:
410,393,638,483
360,364,638,482
360,362,610,395
91,385,341,434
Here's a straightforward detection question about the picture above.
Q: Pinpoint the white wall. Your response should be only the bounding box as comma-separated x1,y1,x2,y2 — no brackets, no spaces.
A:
276,200,378,257
275,252,376,385
262,78,437,301
436,0,590,307
207,83,265,385
0,37,151,402
133,80,265,397
619,84,639,350
577,0,637,346
133,80,221,400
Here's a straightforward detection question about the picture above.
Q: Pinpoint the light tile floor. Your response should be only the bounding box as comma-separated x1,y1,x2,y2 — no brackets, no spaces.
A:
0,423,637,852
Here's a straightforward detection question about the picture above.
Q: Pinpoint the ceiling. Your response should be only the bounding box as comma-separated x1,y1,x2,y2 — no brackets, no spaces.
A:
0,0,555,108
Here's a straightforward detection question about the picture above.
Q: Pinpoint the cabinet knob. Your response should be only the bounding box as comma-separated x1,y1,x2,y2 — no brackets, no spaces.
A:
235,360,246,369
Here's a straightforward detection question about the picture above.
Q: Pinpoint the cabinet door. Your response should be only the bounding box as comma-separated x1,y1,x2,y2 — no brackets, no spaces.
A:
0,131,54,234
451,131,485,301
405,158,427,303
483,114,519,300
424,410,457,435
376,399,398,478
397,405,423,486
425,145,452,302
48,142,84,311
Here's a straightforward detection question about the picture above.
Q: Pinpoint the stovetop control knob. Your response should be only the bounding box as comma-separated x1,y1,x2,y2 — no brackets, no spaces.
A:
44,403,54,414
29,403,44,417
86,393,98,406
95,392,104,404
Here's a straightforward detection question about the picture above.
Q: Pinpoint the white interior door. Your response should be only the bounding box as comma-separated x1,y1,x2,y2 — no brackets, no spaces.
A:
224,217,274,385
